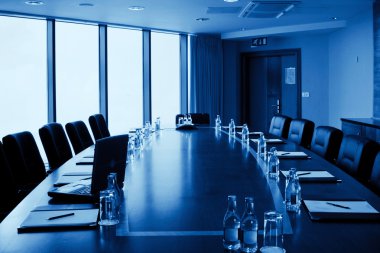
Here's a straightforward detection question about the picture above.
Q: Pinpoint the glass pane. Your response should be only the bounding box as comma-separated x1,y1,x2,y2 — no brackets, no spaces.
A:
55,22,99,126
108,27,143,134
0,16,47,158
151,32,180,128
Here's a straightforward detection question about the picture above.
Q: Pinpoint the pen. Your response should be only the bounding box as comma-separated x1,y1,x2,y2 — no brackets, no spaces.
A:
297,172,311,176
326,202,351,209
47,212,75,220
280,152,290,155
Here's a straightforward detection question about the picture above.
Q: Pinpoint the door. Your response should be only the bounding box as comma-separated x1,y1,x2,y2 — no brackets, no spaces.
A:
241,49,301,132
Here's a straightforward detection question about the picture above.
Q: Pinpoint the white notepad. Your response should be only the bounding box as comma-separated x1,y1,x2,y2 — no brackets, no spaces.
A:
265,138,284,143
281,170,334,179
277,151,308,158
19,205,99,232
303,200,379,214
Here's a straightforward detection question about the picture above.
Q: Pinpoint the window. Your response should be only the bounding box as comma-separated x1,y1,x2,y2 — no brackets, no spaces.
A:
151,32,180,128
55,21,99,126
108,27,143,133
0,16,47,150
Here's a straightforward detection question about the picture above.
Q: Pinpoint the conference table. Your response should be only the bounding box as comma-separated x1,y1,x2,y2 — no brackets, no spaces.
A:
0,127,380,252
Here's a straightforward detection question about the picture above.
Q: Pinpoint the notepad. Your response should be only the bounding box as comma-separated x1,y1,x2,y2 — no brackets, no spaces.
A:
276,151,309,159
280,170,340,183
76,157,94,165
18,204,99,232
266,138,285,144
303,200,380,221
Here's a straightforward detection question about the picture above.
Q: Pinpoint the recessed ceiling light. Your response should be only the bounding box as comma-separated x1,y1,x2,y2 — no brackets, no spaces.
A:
128,6,145,11
79,3,94,7
332,17,338,20
196,18,210,21
224,0,239,2
24,1,44,6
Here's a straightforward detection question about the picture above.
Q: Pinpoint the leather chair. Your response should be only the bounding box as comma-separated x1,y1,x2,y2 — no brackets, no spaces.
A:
0,141,19,221
310,126,343,163
287,119,315,148
89,114,111,140
336,135,379,182
268,114,291,138
39,123,73,170
368,151,380,196
176,113,210,125
2,131,46,191
65,121,94,154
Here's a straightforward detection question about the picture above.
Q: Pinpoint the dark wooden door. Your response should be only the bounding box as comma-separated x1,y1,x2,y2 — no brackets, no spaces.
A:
242,49,301,132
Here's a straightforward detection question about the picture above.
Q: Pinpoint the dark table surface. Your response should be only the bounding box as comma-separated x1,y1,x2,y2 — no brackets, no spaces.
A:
1,128,380,253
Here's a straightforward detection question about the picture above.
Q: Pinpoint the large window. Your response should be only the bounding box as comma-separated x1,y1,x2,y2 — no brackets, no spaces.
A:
55,21,99,125
151,32,180,128
108,27,143,134
0,16,47,150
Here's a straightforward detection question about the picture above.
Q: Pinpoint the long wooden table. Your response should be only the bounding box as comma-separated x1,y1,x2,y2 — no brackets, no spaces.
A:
0,128,380,252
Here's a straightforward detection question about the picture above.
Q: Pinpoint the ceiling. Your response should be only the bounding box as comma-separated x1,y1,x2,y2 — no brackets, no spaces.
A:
0,0,373,39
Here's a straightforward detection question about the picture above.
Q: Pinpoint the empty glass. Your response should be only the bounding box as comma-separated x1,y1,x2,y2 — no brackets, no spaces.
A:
178,117,184,125
98,190,119,226
260,211,285,253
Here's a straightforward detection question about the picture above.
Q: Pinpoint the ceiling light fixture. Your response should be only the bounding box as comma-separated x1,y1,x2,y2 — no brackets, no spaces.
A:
332,17,338,20
128,6,145,11
224,0,239,2
196,18,210,21
79,3,94,7
24,1,44,6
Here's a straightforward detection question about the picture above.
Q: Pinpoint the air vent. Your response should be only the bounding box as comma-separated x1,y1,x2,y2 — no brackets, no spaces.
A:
207,7,242,14
239,1,299,19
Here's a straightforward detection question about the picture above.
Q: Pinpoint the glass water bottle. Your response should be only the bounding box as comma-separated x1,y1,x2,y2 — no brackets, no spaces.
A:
223,195,241,250
241,197,258,252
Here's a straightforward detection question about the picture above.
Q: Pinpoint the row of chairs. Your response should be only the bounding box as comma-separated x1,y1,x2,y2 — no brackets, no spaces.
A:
269,114,380,195
0,114,110,221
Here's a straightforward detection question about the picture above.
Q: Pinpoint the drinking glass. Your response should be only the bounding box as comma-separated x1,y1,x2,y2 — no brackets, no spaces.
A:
98,190,119,226
260,211,285,253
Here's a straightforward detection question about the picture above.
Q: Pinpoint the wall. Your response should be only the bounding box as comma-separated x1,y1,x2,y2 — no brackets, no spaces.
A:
224,34,330,127
329,8,374,128
221,6,374,129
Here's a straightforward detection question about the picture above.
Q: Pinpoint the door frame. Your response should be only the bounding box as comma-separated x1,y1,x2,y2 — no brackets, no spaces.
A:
241,49,302,125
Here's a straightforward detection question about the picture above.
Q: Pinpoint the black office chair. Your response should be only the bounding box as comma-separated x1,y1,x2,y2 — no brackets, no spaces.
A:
89,114,111,140
175,113,210,125
39,123,73,170
336,134,379,182
310,126,343,163
287,118,315,148
368,151,380,196
0,141,20,221
65,120,94,155
268,114,291,138
2,131,46,192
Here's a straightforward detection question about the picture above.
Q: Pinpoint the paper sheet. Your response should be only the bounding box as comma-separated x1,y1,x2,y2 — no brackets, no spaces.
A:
281,170,335,179
20,209,99,228
303,200,379,214
276,151,308,158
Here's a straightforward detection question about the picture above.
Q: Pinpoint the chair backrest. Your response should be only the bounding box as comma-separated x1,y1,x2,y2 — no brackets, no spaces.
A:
176,113,210,125
287,119,315,148
39,123,73,170
268,114,291,138
65,121,94,155
2,131,46,188
336,134,379,182
369,151,380,196
0,141,19,211
88,114,111,140
310,126,343,163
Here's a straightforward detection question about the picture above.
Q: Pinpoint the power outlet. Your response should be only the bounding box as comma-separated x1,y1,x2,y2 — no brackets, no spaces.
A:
302,92,310,98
